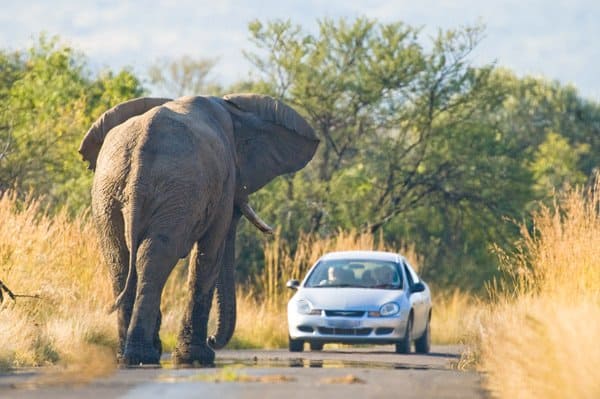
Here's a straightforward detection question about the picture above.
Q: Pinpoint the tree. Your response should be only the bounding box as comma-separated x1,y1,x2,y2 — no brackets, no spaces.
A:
489,69,600,202
529,131,589,198
148,55,222,97
239,18,533,288
0,35,145,211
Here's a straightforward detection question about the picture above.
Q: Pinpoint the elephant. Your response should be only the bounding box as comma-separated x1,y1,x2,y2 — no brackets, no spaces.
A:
79,94,319,366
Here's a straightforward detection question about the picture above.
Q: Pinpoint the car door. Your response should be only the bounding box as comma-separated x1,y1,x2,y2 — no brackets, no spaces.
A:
403,261,426,336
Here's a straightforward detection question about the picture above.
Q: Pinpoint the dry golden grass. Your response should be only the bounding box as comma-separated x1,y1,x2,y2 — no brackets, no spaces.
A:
4,178,598,397
430,289,482,346
0,189,473,375
0,192,117,377
475,181,600,399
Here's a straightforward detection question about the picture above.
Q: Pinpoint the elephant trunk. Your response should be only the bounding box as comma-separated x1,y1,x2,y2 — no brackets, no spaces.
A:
208,210,240,349
208,202,272,349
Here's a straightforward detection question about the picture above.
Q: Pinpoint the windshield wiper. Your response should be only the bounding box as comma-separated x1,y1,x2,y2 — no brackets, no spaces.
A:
371,284,402,289
322,283,361,288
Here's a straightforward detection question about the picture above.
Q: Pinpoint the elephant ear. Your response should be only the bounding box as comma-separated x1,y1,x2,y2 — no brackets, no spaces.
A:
79,97,171,170
222,93,319,195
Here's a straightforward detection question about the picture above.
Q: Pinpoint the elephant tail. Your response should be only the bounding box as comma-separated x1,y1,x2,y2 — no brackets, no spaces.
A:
108,200,140,314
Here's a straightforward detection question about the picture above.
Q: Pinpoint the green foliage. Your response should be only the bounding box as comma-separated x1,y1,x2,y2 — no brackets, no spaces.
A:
489,69,599,202
235,18,600,289
2,21,600,291
529,132,589,198
0,35,145,212
239,18,530,288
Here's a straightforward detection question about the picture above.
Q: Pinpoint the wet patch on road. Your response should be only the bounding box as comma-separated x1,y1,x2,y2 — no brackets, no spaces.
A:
157,366,297,384
192,357,449,371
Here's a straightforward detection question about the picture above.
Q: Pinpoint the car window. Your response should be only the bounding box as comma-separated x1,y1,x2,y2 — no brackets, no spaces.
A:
304,259,403,289
402,261,420,289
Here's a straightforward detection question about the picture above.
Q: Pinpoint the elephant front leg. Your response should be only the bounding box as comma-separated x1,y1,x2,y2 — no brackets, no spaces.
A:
173,240,224,366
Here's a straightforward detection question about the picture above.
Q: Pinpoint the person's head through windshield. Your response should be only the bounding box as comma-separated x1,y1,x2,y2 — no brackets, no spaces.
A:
328,266,342,282
374,265,394,285
327,266,352,284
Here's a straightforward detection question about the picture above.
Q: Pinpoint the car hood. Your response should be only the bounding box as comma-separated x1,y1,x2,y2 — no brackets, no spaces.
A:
297,288,404,310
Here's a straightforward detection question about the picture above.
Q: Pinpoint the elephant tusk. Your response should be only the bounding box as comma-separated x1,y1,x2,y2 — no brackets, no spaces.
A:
240,203,273,234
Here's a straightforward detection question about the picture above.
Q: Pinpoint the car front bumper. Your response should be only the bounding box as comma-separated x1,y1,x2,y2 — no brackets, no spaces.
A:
288,310,410,344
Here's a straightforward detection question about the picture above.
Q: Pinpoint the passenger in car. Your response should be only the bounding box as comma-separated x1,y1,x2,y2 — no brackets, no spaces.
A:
374,266,395,286
320,267,354,285
361,270,376,286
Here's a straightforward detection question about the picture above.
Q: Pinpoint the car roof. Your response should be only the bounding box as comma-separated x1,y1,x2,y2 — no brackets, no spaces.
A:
319,250,404,263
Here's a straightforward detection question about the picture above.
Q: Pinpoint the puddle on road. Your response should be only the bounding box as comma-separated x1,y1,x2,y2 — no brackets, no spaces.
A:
154,358,439,385
160,358,436,371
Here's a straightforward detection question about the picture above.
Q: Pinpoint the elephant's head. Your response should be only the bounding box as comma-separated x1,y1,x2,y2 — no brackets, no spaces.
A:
79,93,319,349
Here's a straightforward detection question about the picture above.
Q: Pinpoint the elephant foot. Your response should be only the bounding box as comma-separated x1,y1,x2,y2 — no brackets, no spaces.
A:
119,346,161,367
173,343,215,367
121,329,161,366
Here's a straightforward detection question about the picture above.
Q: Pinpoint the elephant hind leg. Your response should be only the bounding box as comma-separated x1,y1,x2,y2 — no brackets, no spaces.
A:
93,202,135,358
123,234,179,366
174,226,229,366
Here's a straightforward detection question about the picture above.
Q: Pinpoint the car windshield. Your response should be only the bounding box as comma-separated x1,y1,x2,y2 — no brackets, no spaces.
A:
304,259,403,289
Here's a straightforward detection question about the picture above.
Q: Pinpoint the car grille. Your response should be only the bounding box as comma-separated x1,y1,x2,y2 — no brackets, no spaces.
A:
318,327,372,336
324,310,365,318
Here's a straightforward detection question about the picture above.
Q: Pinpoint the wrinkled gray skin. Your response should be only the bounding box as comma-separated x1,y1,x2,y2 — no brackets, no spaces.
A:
79,94,318,366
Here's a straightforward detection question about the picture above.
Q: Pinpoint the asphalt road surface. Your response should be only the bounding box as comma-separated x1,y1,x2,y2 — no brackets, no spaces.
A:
0,345,487,399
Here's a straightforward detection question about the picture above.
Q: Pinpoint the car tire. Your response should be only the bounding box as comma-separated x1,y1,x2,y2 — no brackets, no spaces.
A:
414,314,431,354
289,336,304,352
395,314,412,354
309,342,324,351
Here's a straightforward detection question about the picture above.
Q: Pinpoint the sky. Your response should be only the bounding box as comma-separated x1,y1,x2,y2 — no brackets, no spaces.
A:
1,0,599,101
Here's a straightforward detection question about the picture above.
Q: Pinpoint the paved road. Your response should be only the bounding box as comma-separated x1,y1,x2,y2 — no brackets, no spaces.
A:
0,346,487,399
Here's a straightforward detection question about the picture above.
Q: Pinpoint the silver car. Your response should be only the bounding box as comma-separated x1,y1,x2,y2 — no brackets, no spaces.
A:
286,250,432,353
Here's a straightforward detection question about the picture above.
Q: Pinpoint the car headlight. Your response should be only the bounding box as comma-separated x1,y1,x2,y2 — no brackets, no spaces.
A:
369,302,400,317
296,299,321,315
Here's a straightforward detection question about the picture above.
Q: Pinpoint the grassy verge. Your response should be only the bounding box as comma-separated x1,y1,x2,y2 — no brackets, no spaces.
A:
473,182,600,398
3,182,598,397
0,191,479,372
0,192,116,377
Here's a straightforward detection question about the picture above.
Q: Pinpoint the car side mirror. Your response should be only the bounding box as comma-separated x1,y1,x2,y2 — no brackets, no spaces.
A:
411,282,426,293
286,279,300,290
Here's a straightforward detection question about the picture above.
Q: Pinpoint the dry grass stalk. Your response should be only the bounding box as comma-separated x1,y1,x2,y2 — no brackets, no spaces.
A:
0,191,116,375
477,180,600,399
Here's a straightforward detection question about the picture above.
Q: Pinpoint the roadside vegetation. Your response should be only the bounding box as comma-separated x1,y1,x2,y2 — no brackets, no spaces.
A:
473,181,600,399
0,193,115,377
1,17,599,399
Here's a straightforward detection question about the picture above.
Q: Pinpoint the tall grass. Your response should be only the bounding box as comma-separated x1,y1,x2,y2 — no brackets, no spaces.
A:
0,192,116,377
0,190,476,373
475,182,600,399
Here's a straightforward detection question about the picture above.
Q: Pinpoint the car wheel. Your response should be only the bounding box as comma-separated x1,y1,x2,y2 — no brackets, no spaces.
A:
310,342,324,351
289,336,304,352
414,314,431,354
395,314,412,354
